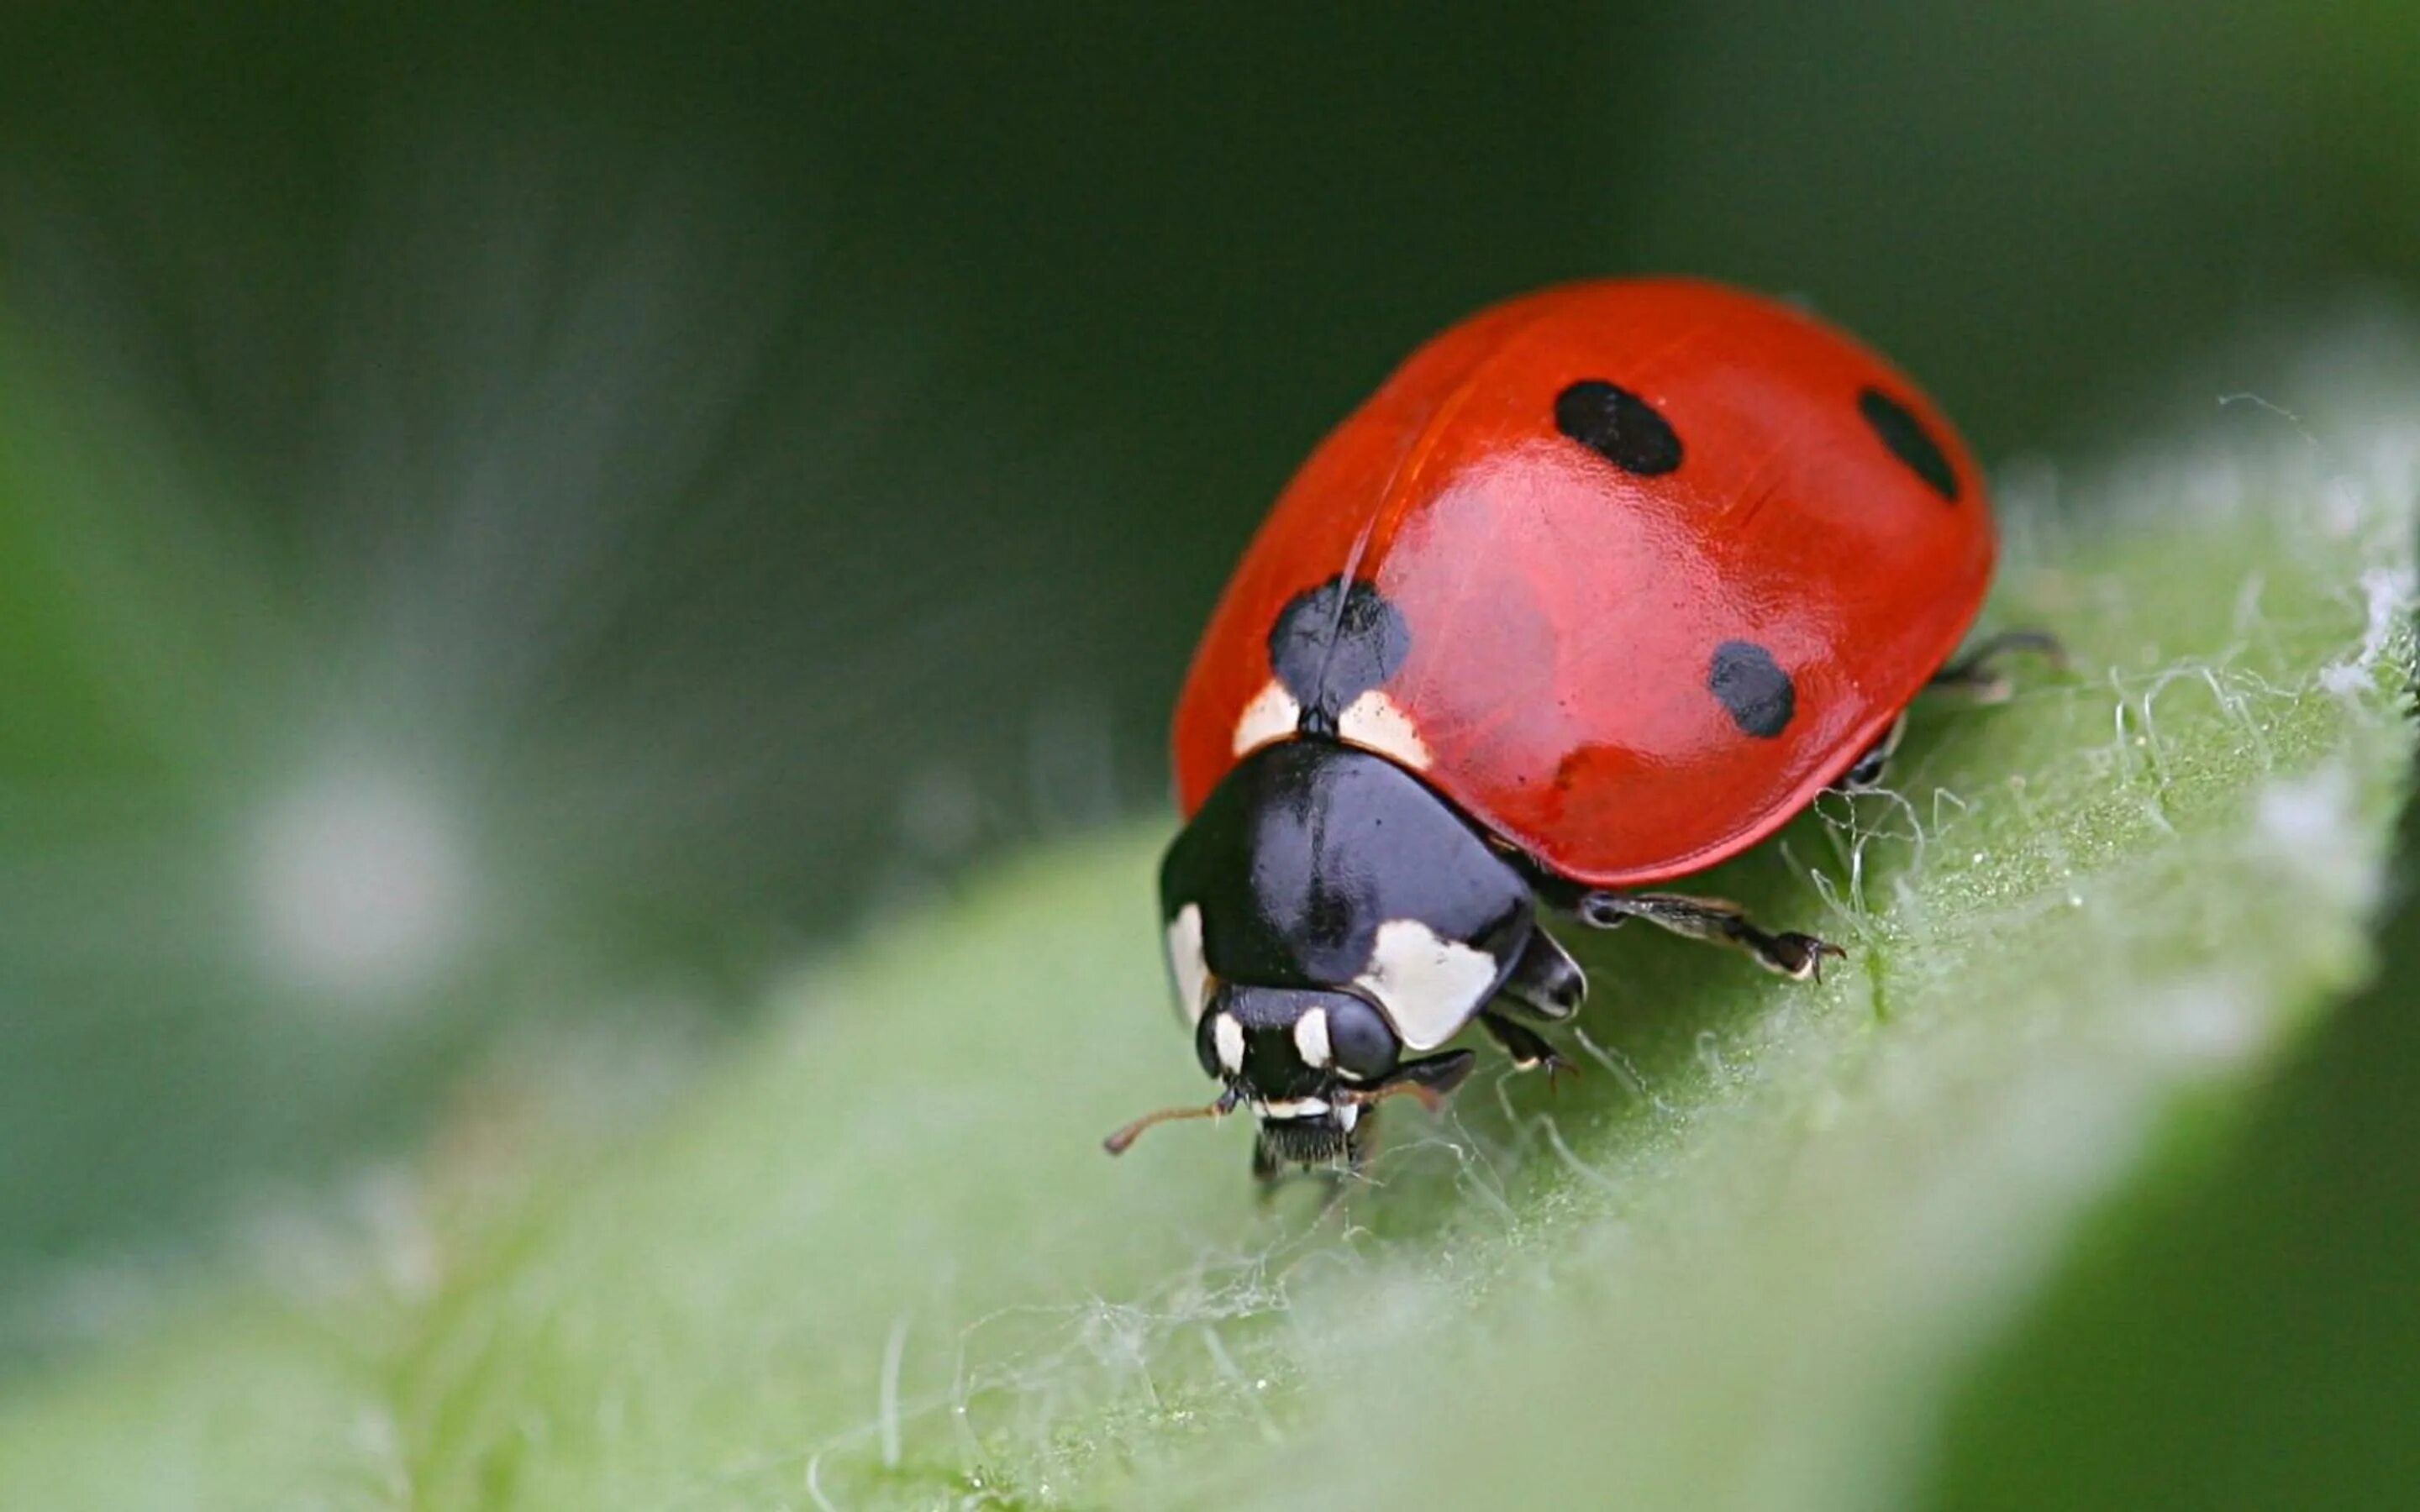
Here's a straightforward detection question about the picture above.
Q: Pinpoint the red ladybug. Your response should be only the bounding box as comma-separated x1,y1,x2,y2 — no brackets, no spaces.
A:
1105,278,2054,1180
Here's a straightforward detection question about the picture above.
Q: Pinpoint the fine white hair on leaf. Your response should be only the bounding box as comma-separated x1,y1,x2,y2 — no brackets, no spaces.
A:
2216,391,2321,450
2251,764,2379,913
804,1454,839,1512
2231,570,2268,640
1199,1326,1282,1444
880,1313,911,1468
1539,1116,1627,1199
2318,564,2419,697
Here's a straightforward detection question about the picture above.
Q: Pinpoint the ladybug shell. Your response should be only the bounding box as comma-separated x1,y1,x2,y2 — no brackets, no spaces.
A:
1171,278,1995,888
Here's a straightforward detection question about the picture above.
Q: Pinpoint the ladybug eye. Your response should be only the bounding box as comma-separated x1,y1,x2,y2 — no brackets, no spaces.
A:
1326,995,1401,1081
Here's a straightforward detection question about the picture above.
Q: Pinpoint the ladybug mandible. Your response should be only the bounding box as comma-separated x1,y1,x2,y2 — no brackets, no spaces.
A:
1106,278,2054,1181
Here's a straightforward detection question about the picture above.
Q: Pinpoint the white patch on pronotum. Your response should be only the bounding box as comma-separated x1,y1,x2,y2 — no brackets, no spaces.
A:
1232,679,1302,756
1292,1006,1333,1067
1255,1097,1331,1119
1338,689,1433,769
1213,1012,1247,1074
1355,918,1500,1051
1165,903,1211,1024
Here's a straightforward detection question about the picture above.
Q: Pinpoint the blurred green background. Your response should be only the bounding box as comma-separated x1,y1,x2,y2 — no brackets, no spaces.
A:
0,0,2415,1486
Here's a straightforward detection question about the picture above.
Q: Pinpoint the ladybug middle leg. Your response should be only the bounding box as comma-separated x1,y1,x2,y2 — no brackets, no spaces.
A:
1838,629,2067,791
1344,1113,1379,1178
1928,628,2068,703
1833,711,1908,794
1481,930,1583,1079
1574,891,1844,982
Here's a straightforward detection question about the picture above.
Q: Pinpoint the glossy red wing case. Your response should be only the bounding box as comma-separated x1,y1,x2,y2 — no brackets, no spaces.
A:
1171,278,1995,888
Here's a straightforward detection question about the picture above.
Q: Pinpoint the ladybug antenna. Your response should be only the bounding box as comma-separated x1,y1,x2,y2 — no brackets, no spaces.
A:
1102,1085,1242,1156
1339,1077,1449,1116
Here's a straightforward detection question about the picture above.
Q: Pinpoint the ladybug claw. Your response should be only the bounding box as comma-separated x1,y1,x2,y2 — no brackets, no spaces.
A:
1772,932,1847,982
1481,1010,1572,1083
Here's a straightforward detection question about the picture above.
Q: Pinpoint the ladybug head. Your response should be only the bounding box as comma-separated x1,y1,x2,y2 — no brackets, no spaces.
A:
1103,981,1477,1165
1196,983,1398,1164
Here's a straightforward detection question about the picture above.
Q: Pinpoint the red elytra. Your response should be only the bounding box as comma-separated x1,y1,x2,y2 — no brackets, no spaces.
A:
1170,277,1995,888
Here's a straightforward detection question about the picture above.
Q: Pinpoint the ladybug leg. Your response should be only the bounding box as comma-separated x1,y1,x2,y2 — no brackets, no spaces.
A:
1929,629,2069,704
1344,1113,1379,1175
1832,711,1908,794
1378,1049,1481,1103
1576,892,1844,982
1499,927,1586,1020
1835,630,2065,793
1479,1009,1572,1084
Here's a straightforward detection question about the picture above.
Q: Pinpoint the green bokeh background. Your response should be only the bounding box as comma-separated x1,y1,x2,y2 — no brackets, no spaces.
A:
0,3,2415,1501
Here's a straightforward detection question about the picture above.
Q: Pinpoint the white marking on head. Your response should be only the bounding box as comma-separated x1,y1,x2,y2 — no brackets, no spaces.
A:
1232,679,1302,756
1354,918,1500,1051
1292,1006,1333,1067
1337,1101,1360,1131
1255,1097,1331,1119
1165,903,1212,1024
1213,1011,1246,1074
1338,689,1432,770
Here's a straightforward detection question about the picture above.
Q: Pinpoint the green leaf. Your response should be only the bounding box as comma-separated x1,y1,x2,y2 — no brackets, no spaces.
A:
1929,743,2420,1509
1,337,2413,1511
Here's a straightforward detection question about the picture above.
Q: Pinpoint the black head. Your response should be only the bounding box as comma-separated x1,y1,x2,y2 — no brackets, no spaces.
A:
1104,977,1477,1164
1193,982,1399,1162
1110,738,1529,1170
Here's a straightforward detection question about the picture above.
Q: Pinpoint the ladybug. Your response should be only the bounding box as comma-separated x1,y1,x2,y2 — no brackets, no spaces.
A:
1105,278,2056,1181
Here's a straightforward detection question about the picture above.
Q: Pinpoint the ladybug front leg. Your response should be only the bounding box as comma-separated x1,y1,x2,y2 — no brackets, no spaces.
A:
1928,629,2068,704
1478,1010,1572,1084
1344,1112,1378,1176
1576,892,1844,982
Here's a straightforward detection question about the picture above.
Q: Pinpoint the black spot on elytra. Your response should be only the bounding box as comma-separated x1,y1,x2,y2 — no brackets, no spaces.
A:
1708,641,1795,738
1268,578,1411,735
1858,386,1960,501
1555,380,1682,476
